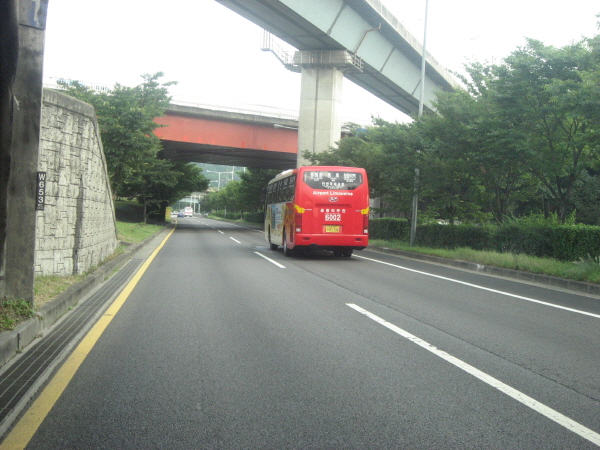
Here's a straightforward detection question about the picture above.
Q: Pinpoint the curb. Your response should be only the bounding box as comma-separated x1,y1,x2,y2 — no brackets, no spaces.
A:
369,246,600,297
0,227,171,369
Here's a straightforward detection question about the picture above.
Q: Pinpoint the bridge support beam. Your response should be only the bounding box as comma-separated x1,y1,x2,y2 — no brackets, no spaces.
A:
294,50,360,167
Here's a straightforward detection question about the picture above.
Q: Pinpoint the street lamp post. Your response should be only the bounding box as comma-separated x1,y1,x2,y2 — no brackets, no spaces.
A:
410,0,429,246
206,167,235,190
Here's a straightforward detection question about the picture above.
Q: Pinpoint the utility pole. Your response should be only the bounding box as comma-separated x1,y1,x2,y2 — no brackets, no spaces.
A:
410,0,429,246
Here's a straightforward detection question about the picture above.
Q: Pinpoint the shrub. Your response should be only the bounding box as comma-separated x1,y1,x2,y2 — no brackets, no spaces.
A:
242,212,265,224
491,224,554,257
491,223,600,261
370,218,410,241
551,225,600,261
371,214,600,262
0,299,36,332
416,224,491,250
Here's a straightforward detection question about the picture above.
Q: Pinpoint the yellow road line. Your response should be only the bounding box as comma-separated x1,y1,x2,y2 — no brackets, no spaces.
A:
0,227,176,450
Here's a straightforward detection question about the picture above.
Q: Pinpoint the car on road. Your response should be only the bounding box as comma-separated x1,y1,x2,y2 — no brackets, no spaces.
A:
177,212,185,218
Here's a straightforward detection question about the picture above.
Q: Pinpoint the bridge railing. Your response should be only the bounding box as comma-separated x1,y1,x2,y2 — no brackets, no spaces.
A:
170,97,299,121
43,78,300,121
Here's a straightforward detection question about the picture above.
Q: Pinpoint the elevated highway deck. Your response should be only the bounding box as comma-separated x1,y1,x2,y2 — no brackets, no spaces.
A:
217,0,458,115
155,103,299,169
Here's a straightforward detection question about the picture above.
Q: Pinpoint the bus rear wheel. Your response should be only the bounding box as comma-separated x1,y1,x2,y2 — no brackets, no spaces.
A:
268,228,278,250
283,232,294,257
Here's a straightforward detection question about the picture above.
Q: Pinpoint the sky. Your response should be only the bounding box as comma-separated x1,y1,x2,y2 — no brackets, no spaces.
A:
42,0,599,125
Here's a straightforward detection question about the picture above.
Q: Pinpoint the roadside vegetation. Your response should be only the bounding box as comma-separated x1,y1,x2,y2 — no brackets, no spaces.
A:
207,31,600,229
0,300,36,332
370,240,600,284
116,221,163,244
203,25,600,285
58,74,209,222
2,201,165,332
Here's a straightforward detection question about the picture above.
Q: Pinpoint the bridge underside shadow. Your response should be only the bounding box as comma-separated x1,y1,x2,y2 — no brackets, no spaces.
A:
160,140,297,170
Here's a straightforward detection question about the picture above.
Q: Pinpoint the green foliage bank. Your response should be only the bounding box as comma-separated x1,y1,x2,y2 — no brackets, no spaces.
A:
58,73,209,221
370,216,600,262
307,28,600,226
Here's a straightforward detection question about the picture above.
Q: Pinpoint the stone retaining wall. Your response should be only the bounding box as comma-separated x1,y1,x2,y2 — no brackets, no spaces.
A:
35,89,117,276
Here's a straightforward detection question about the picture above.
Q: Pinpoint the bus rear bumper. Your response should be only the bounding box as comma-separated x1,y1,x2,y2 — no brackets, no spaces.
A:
292,234,368,250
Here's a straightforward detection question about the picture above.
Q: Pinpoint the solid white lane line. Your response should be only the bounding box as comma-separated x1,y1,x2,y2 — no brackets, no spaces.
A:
230,237,241,244
346,303,600,446
254,252,286,269
355,255,600,319
218,230,224,234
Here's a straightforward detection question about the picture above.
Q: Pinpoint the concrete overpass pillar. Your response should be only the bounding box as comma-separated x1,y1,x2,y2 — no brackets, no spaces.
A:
293,50,362,167
0,0,48,303
297,66,343,167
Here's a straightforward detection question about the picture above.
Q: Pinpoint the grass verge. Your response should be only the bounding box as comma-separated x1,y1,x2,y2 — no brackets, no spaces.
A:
116,222,164,243
2,198,166,334
33,274,87,309
0,300,36,332
370,239,600,284
30,222,163,309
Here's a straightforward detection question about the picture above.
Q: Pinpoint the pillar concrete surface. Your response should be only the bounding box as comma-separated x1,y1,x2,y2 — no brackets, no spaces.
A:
294,50,359,168
2,0,48,303
297,66,344,167
0,0,19,298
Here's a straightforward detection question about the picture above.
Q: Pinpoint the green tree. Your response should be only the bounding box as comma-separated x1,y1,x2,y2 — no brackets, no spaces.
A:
237,168,280,212
121,160,209,222
59,73,175,198
204,181,243,216
306,120,418,218
491,39,598,221
571,170,600,225
418,73,535,223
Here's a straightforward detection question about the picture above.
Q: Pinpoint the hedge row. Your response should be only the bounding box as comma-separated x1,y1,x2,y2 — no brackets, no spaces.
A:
416,223,490,251
242,212,265,224
492,224,600,261
369,217,411,241
369,218,600,261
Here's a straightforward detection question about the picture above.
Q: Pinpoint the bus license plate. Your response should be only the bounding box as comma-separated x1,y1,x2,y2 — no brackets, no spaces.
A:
325,225,340,233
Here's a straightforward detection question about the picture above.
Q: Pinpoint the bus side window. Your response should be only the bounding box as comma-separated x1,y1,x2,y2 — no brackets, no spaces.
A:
280,179,287,203
275,180,282,203
283,177,291,202
287,175,296,202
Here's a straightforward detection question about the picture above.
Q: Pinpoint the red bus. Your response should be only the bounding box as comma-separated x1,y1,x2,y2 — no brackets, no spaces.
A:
264,166,369,257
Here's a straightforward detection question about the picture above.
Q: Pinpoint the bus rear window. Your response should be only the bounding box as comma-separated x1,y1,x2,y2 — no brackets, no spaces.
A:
302,171,363,190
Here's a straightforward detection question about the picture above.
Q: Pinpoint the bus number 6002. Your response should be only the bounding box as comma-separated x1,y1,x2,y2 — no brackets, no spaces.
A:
325,213,342,221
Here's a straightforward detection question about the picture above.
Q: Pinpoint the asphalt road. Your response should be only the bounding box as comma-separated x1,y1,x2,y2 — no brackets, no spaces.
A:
20,218,600,448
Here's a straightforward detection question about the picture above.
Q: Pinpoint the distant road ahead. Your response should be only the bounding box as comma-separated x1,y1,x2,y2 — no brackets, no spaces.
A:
19,218,600,448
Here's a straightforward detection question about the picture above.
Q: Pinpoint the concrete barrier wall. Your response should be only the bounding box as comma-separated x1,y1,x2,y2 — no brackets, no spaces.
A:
35,89,118,276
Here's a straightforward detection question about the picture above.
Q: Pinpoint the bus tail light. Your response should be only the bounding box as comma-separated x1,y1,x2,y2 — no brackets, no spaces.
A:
295,212,302,233
363,214,369,234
